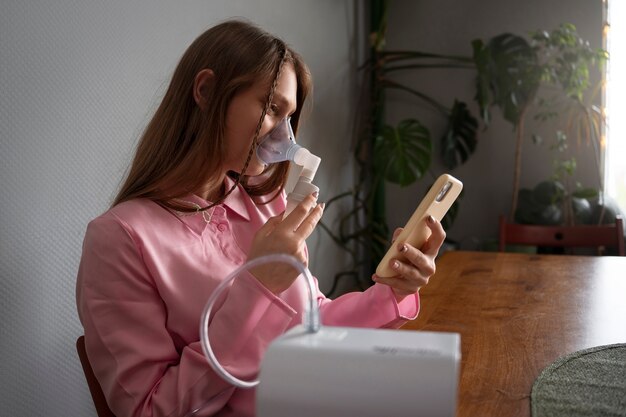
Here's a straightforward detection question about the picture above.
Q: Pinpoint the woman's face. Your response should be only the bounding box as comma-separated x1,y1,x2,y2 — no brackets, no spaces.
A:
223,63,298,176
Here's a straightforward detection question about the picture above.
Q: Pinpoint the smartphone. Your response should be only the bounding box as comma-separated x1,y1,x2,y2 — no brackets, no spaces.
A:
375,174,463,278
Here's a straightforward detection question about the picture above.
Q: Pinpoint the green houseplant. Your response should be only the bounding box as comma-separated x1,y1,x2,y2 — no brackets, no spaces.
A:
321,0,480,294
472,23,608,223
321,6,609,294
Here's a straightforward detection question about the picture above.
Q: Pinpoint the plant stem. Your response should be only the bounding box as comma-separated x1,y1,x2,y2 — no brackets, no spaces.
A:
383,63,475,73
381,78,449,116
317,221,358,258
364,0,389,276
510,107,528,221
378,50,474,63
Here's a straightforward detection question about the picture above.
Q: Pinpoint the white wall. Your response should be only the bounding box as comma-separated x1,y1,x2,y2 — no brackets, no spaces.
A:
0,2,357,415
383,0,603,247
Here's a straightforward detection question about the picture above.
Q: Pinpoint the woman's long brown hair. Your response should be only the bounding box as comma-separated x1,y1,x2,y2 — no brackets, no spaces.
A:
112,20,312,211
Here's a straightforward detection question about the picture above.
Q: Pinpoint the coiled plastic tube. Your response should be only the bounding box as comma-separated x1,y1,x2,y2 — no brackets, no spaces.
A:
199,253,321,389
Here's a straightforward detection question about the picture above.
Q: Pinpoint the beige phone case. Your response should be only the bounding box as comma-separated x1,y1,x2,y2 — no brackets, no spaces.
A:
375,174,463,278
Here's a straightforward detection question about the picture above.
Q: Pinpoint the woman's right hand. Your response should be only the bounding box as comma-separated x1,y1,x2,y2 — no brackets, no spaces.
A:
247,193,324,294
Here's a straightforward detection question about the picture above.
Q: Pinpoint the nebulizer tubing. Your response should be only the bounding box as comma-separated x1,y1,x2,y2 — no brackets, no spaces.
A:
199,118,322,389
199,253,320,389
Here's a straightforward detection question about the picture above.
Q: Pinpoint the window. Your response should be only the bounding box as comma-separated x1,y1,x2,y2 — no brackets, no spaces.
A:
604,0,626,210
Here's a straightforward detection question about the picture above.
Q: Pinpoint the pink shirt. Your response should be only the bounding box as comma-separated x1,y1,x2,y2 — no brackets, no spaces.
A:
76,178,419,417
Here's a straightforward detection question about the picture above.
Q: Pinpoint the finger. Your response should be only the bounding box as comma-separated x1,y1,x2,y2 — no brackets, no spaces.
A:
372,273,421,294
294,202,325,238
280,193,318,232
421,215,446,256
396,242,436,277
383,258,430,288
391,227,403,244
396,257,430,285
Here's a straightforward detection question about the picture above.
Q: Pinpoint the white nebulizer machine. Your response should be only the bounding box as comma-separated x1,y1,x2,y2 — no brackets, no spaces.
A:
256,117,321,217
200,253,461,417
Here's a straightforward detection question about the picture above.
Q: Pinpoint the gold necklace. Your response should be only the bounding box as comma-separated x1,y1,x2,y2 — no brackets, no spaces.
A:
174,200,215,223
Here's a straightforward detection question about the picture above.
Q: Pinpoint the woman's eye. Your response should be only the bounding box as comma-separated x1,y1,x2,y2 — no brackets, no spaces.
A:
269,104,279,115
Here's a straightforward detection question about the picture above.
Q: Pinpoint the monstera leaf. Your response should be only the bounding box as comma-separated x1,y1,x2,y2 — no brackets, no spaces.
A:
473,33,541,125
374,119,432,186
441,100,479,169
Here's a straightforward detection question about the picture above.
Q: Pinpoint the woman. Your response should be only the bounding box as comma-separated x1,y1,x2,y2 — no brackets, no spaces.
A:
76,19,445,417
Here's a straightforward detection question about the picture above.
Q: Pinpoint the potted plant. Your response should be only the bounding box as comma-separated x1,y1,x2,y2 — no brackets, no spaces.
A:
472,23,608,222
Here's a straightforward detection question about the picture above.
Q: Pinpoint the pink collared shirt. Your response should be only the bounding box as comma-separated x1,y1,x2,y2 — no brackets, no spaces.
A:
76,179,419,417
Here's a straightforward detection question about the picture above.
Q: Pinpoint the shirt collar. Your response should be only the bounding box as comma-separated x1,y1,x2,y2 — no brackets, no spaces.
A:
169,176,251,231
221,176,251,221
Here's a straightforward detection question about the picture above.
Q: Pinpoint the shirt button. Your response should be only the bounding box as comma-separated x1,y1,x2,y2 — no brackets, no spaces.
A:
217,224,227,232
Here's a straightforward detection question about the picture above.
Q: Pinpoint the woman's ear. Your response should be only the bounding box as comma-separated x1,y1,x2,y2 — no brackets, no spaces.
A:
193,69,215,110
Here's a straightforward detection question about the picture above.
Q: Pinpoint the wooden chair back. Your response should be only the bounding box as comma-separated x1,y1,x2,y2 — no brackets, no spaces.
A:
498,215,625,256
76,336,117,417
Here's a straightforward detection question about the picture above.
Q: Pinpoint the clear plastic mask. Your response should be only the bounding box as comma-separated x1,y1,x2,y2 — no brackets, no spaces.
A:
256,117,302,165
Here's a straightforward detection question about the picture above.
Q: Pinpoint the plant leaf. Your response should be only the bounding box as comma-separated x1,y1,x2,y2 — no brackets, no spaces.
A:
474,33,541,125
374,119,432,186
532,180,565,205
515,188,542,224
515,188,564,225
471,39,491,124
441,100,479,169
572,187,599,199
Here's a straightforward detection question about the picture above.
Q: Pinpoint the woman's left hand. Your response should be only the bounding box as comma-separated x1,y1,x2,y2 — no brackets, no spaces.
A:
372,215,446,302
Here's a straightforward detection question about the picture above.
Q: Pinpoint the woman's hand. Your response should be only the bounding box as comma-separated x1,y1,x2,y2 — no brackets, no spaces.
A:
248,193,324,294
372,215,446,302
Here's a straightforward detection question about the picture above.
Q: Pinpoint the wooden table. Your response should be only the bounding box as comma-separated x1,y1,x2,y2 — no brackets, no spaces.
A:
402,250,626,417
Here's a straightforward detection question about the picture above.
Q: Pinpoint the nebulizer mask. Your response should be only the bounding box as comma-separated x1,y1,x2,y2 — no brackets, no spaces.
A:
256,117,321,217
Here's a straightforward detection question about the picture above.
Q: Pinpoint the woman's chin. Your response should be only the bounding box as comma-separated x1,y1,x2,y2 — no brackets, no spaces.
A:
252,161,270,176
241,163,267,177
